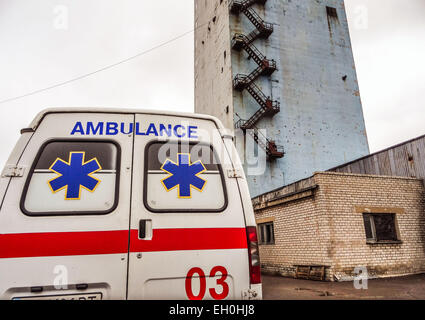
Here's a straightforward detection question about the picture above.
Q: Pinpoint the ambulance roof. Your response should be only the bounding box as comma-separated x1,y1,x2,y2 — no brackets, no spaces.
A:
28,108,225,131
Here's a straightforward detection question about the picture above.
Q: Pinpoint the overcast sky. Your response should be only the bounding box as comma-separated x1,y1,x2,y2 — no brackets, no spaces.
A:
0,0,424,167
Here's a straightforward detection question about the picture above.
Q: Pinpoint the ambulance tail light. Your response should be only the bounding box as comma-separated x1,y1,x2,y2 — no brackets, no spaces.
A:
246,226,261,285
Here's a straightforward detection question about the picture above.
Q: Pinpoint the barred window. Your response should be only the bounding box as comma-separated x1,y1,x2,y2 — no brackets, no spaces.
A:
258,222,275,245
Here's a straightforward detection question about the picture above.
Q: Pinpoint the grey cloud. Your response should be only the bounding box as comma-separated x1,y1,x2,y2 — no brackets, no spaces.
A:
0,0,423,168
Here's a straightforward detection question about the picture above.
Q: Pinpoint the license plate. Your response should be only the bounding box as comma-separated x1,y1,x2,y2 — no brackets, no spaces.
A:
13,293,102,300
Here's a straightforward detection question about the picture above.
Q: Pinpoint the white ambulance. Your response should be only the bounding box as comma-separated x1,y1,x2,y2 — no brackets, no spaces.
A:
0,108,262,300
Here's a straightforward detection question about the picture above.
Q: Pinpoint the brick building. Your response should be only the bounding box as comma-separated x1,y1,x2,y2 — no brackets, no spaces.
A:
253,135,425,281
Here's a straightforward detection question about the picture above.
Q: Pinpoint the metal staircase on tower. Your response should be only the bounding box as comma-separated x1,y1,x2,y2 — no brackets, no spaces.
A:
230,0,284,159
235,119,284,159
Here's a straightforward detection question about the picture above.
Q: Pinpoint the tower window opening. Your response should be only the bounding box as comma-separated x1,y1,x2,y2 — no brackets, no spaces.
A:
326,6,338,19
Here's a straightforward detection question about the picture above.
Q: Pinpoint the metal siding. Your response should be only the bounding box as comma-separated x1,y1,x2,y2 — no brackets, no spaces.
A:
329,135,425,181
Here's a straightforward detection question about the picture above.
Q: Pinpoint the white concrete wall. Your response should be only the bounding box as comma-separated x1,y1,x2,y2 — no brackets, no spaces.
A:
194,0,234,130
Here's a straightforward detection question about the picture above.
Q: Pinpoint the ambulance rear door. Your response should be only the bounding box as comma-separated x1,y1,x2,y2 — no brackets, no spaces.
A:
0,112,134,300
127,113,251,300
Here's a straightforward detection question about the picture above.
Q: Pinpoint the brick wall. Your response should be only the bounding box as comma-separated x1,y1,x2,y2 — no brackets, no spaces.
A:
255,172,425,281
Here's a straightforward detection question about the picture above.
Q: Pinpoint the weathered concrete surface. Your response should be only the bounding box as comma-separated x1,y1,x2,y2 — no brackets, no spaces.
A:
262,274,425,300
233,0,370,197
195,0,370,198
194,0,234,130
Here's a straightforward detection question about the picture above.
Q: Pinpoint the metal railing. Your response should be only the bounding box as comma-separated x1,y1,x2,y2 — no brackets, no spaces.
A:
246,82,280,112
235,118,285,159
230,0,283,160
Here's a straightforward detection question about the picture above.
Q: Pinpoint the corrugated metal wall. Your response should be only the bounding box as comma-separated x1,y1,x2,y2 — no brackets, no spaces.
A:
329,135,425,180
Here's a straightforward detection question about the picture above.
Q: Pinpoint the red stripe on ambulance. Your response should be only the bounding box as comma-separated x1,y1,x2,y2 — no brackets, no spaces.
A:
0,228,247,259
0,230,128,259
130,228,247,252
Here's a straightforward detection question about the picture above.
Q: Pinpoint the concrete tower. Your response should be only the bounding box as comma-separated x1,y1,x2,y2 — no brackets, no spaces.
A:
195,0,370,197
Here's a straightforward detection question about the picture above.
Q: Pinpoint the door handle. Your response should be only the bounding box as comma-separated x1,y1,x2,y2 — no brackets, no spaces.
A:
139,220,147,239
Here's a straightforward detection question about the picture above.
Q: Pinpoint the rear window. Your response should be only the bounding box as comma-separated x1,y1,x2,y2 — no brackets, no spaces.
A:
21,140,120,216
144,141,227,213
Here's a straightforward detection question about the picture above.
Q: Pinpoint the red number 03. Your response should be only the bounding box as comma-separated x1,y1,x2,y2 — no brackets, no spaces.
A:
185,266,229,300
